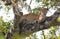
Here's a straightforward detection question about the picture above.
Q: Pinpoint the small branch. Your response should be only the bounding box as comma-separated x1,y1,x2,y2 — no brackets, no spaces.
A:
19,0,25,8
11,0,20,16
29,0,32,6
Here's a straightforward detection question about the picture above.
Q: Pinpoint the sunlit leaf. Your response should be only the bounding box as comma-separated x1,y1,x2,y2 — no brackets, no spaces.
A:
45,35,49,39
5,6,10,12
0,33,5,39
50,26,56,31
36,0,41,2
56,17,60,22
58,36,60,39
0,5,2,9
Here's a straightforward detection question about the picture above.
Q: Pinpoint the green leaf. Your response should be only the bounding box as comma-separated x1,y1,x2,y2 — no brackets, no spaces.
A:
0,33,5,39
0,5,2,9
58,36,60,39
45,35,49,39
56,17,60,22
50,26,56,31
5,6,10,12
36,0,41,2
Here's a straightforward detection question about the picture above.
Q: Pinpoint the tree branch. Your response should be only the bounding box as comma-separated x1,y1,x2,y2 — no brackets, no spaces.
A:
11,0,22,16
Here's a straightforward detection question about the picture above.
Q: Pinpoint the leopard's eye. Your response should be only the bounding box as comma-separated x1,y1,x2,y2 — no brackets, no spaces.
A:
46,8,57,17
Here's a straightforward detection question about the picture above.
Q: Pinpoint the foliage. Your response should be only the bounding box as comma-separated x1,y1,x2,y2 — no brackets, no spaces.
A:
50,26,56,31
0,5,2,9
32,7,41,14
0,33,5,39
56,17,60,22
11,33,32,39
0,4,10,12
36,0,57,9
58,36,60,39
5,6,11,12
36,0,42,2
0,17,12,34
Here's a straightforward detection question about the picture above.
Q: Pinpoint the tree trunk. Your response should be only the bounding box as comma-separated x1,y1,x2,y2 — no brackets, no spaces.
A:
11,0,23,33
